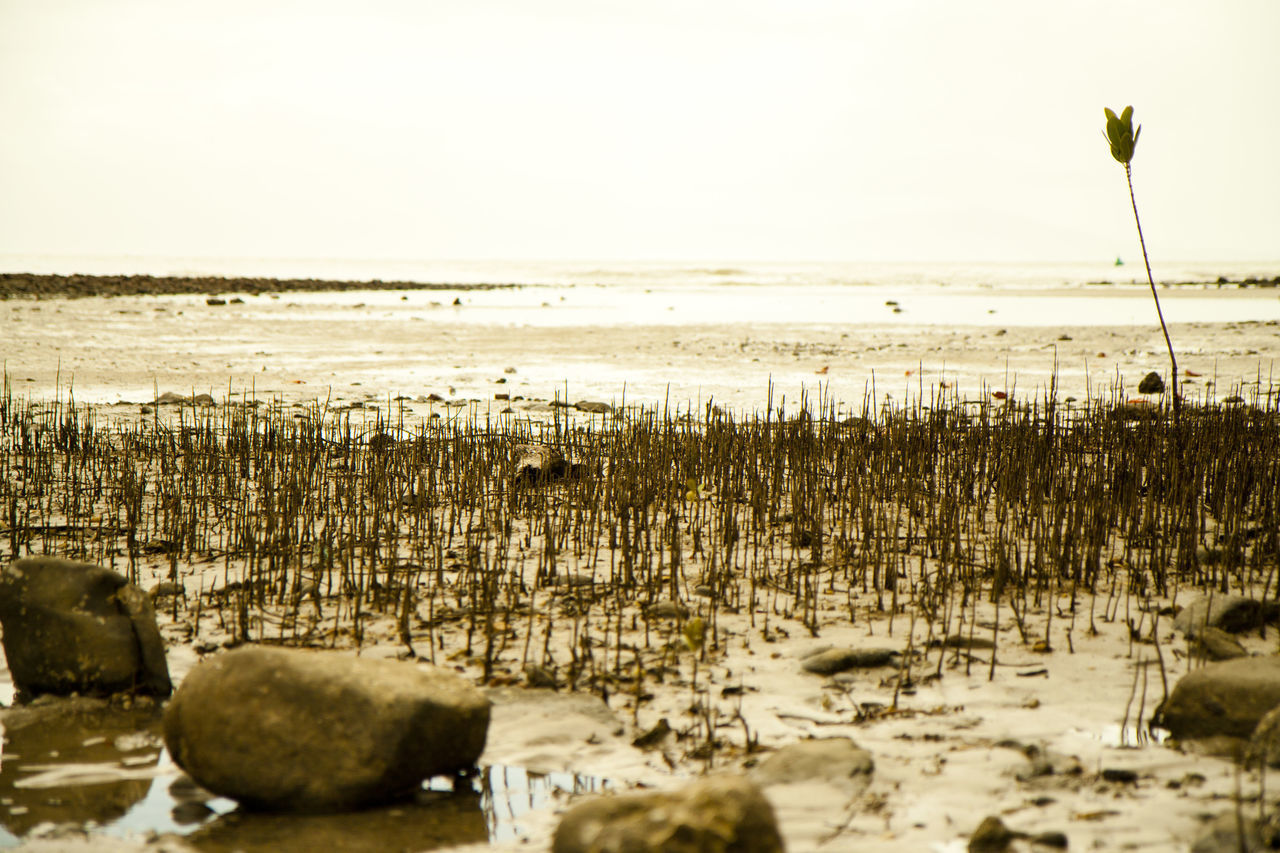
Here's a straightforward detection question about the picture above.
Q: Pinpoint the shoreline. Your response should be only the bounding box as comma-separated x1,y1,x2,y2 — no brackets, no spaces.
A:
2,271,1277,300
0,273,525,300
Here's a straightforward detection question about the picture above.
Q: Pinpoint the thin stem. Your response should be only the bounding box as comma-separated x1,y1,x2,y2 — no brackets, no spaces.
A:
1125,163,1181,423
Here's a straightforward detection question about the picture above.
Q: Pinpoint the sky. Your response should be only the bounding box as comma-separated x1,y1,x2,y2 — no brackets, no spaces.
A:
1,0,1278,264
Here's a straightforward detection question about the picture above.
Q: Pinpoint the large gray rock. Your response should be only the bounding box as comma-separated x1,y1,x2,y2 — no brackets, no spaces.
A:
552,774,784,853
1151,656,1280,740
1174,594,1278,638
0,557,172,699
163,646,490,812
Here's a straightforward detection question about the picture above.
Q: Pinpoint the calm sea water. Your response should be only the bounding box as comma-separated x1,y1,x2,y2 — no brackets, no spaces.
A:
6,255,1280,329
5,253,1279,290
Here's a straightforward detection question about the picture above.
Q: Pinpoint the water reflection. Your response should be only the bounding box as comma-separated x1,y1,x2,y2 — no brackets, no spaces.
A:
0,698,165,843
0,697,611,850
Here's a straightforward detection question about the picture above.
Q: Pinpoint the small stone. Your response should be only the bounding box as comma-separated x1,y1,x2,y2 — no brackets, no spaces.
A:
1031,830,1069,849
750,737,874,794
552,775,783,853
574,400,612,414
1101,767,1138,784
1190,627,1248,661
631,718,672,750
969,815,1017,852
1138,371,1165,394
523,664,558,689
800,647,898,675
642,599,687,620
150,581,184,599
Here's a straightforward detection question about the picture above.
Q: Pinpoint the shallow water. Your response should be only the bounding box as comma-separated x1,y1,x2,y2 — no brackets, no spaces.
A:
0,699,610,850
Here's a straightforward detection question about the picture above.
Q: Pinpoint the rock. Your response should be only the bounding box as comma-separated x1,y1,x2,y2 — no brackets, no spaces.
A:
523,663,559,689
156,391,188,404
933,634,997,650
1190,627,1248,661
574,400,612,414
0,557,172,699
750,737,874,794
1151,656,1280,741
163,646,489,811
1138,371,1165,394
552,774,783,853
631,718,673,750
1009,742,1082,779
643,599,688,620
800,647,898,675
1174,594,1278,637
1190,810,1280,853
969,815,1017,852
1246,704,1280,767
514,444,589,485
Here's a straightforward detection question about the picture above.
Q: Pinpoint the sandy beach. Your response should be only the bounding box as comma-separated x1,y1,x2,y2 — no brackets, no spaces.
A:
2,271,1280,852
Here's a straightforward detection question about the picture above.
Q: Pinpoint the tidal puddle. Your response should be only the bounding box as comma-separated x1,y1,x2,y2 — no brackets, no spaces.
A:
0,699,610,850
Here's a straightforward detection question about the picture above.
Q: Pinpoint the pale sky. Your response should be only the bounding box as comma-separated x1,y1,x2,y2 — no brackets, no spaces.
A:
2,0,1277,264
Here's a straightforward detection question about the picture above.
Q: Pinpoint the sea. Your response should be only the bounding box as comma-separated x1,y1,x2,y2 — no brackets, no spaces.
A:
6,254,1280,327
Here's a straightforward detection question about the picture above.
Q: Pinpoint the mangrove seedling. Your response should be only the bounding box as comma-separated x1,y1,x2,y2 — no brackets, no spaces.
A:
1105,105,1180,421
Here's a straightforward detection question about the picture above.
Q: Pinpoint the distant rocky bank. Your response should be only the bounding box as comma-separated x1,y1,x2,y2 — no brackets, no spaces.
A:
0,272,522,300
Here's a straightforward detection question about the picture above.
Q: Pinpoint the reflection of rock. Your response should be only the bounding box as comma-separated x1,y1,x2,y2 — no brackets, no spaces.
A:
184,788,488,853
0,697,163,838
553,774,783,853
164,646,490,811
1151,656,1280,741
0,557,172,699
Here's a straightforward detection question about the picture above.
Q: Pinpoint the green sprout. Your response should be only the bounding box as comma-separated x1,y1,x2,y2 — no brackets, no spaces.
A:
682,617,706,652
1104,105,1180,422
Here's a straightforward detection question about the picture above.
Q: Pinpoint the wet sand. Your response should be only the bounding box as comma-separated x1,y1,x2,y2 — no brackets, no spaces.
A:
2,275,1280,852
3,274,1278,415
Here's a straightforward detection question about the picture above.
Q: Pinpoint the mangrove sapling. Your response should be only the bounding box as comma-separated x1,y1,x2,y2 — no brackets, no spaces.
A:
1104,105,1180,423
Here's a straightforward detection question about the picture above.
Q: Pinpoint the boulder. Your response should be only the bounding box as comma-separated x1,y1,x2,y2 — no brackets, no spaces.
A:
552,774,783,853
750,737,875,795
163,646,490,811
0,557,172,699
1151,656,1280,740
1174,594,1278,637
